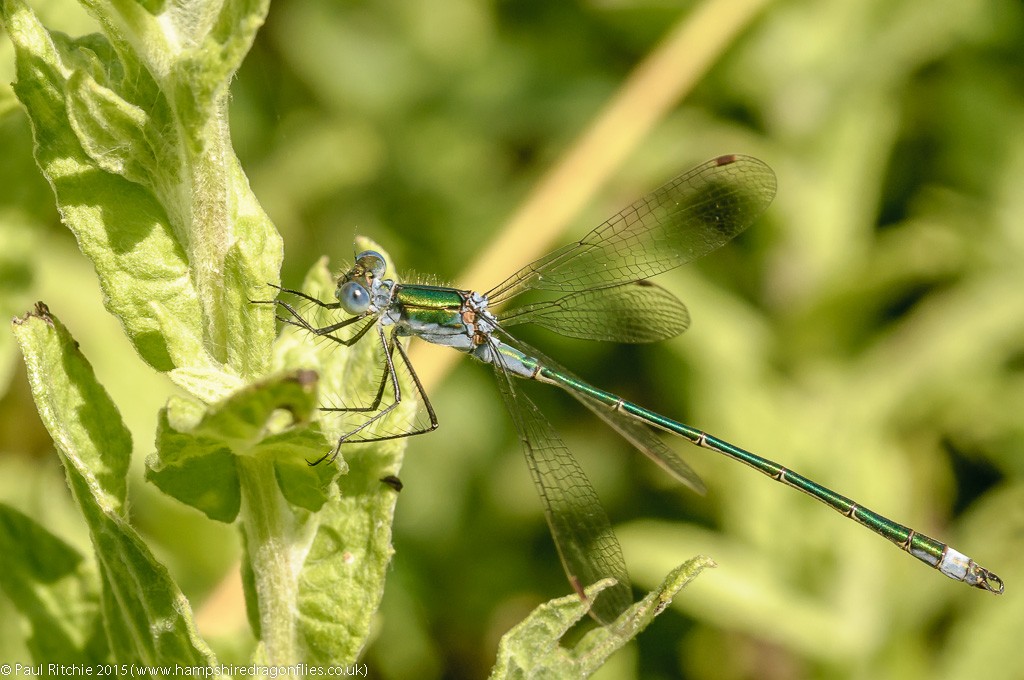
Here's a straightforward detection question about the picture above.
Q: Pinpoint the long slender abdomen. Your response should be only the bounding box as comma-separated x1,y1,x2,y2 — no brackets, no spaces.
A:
535,365,1003,593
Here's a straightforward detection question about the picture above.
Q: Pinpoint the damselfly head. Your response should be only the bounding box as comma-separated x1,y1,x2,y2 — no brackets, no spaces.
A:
335,250,388,314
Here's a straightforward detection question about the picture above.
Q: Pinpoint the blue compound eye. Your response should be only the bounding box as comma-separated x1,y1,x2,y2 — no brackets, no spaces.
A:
354,250,386,278
338,281,371,314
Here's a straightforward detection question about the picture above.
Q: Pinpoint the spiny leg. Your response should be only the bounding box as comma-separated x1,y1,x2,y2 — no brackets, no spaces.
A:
259,283,341,309
252,285,375,346
274,298,373,346
319,351,392,414
331,329,439,444
393,338,439,435
313,328,439,464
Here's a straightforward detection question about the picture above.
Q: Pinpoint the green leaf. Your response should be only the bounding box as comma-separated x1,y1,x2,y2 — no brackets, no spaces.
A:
147,369,335,522
489,557,714,679
0,503,107,664
295,436,406,664
13,301,130,512
0,0,280,391
11,302,215,666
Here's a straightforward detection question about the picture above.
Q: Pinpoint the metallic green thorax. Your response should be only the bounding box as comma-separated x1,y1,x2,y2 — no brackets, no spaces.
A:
394,284,465,323
390,284,477,351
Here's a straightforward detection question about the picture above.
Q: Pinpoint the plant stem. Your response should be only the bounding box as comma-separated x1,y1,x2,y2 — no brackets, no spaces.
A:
237,455,309,663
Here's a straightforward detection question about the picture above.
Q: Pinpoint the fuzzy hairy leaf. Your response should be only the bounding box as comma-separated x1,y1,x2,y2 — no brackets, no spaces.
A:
0,0,280,394
12,303,215,667
147,369,336,522
490,557,714,679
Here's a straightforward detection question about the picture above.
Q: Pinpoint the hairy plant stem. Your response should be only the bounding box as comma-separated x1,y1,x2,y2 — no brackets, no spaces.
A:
237,455,312,664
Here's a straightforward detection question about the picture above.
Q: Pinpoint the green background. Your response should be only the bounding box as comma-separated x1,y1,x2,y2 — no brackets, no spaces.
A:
2,0,1023,677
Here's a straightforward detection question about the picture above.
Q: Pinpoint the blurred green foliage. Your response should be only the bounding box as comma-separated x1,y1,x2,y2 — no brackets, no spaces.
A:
3,0,1024,678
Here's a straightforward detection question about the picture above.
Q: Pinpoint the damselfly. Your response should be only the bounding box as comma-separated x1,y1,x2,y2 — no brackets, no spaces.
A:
259,154,1003,623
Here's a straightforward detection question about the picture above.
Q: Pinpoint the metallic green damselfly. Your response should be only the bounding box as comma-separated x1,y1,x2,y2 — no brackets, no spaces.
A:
262,154,1003,623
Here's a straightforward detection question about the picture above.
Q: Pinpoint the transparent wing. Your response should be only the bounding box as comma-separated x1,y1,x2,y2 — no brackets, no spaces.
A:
486,155,776,305
499,280,689,344
574,392,706,495
492,357,632,624
499,331,706,495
